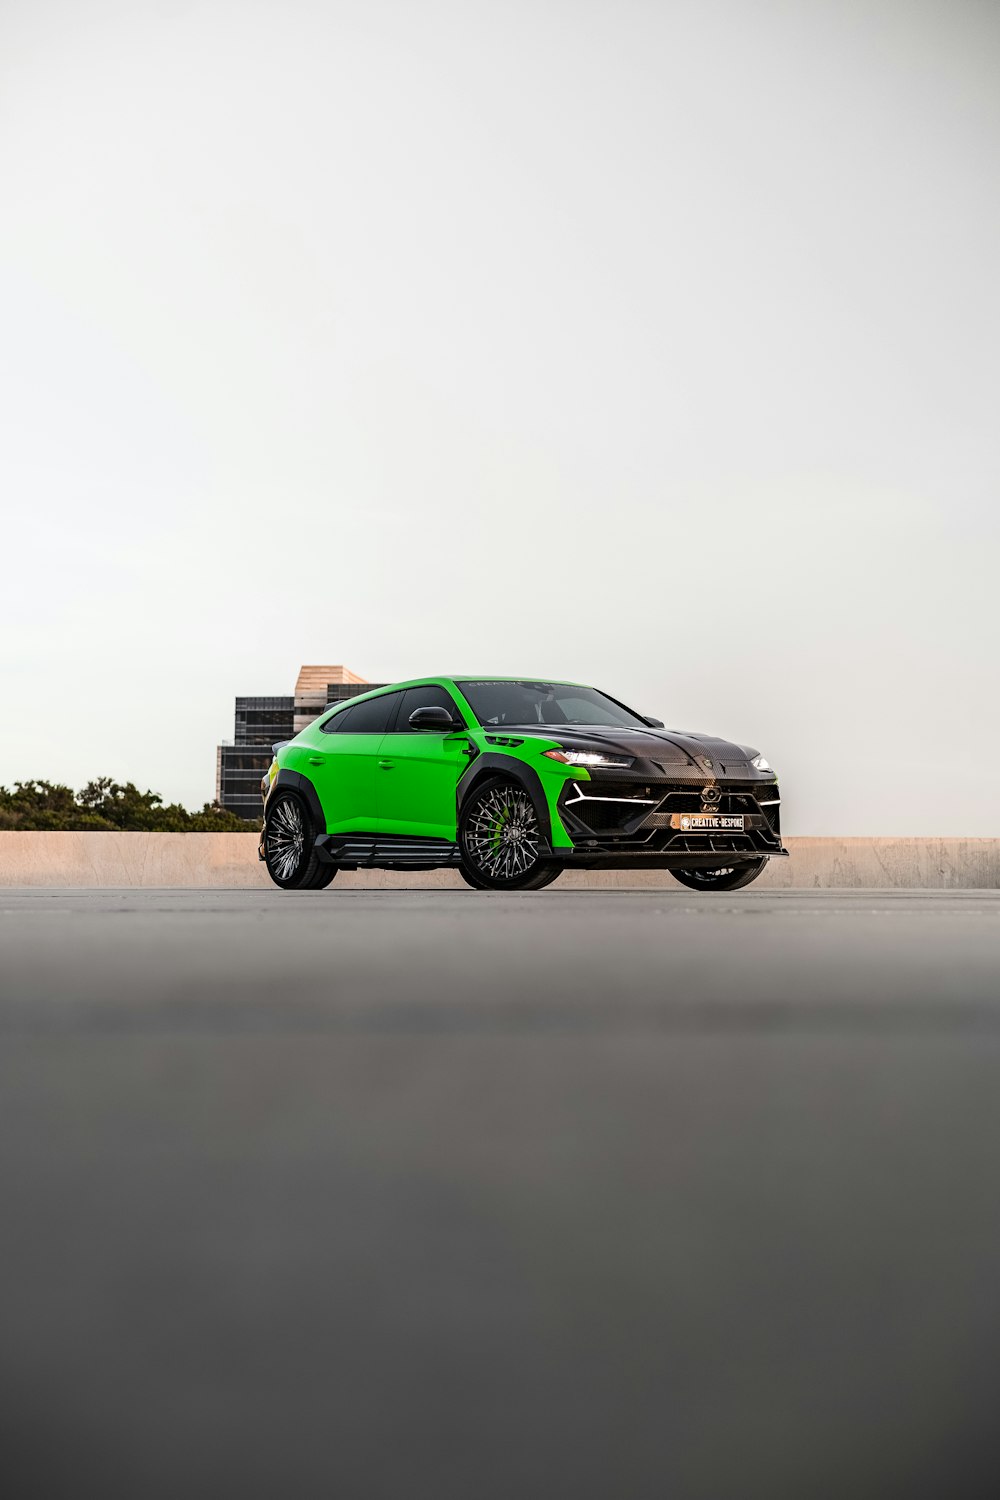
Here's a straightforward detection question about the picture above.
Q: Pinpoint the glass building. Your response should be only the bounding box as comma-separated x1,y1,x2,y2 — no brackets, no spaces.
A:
216,665,385,820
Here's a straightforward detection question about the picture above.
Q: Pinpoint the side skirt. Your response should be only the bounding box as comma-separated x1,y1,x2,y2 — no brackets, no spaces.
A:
316,833,463,871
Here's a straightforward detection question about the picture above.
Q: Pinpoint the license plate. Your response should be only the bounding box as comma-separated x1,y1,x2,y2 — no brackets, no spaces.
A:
669,813,745,832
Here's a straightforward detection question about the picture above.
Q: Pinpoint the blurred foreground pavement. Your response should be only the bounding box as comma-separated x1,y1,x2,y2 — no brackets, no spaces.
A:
2,888,999,1499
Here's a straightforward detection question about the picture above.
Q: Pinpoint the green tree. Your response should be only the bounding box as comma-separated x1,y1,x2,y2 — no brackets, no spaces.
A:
0,779,256,832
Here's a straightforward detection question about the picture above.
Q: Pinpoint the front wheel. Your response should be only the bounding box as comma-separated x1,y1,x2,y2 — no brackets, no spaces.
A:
670,858,767,892
263,792,337,890
457,861,561,891
459,778,562,891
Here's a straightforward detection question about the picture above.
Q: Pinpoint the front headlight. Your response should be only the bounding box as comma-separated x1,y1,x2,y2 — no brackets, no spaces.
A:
751,753,772,772
543,748,635,769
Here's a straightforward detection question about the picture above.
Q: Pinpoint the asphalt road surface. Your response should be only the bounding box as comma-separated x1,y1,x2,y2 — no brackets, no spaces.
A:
2,887,1000,1500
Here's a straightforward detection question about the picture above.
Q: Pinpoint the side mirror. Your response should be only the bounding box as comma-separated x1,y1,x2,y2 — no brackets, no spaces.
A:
643,716,665,728
409,705,460,732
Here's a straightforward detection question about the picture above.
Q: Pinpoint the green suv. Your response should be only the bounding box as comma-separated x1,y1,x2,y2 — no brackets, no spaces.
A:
260,677,785,892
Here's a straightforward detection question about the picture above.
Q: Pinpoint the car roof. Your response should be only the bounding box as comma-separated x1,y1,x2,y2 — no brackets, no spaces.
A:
327,674,584,706
448,676,583,685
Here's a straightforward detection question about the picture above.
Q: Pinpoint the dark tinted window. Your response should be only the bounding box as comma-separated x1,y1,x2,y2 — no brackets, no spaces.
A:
320,692,401,735
394,684,462,731
457,680,648,728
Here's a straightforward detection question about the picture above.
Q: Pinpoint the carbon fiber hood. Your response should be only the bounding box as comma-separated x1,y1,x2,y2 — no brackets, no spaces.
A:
497,726,760,775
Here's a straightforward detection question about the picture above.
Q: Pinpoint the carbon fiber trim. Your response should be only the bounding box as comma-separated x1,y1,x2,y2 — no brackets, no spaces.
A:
317,834,463,869
558,776,783,852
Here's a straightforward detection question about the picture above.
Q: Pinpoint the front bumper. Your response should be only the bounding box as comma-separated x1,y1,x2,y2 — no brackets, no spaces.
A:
554,772,785,867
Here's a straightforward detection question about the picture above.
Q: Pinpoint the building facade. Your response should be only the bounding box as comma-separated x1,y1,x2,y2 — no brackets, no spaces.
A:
216,665,385,820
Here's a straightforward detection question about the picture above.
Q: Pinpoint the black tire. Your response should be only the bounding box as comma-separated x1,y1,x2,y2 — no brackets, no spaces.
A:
263,791,335,890
458,777,562,892
670,858,767,892
456,861,560,891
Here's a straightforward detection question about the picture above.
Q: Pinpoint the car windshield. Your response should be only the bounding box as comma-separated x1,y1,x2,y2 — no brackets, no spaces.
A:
457,680,648,729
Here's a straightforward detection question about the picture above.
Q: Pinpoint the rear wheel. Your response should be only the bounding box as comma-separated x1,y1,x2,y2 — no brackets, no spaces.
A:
459,778,562,892
670,858,766,892
263,792,336,890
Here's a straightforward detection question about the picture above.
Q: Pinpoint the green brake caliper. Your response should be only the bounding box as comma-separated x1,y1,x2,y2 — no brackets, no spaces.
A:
492,801,510,852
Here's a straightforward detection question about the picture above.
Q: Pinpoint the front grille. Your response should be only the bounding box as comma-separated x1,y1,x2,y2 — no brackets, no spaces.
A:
560,781,660,837
568,798,653,833
561,778,781,848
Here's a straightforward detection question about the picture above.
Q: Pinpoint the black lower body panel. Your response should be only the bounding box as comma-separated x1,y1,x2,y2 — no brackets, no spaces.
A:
313,803,786,874
316,833,463,871
555,775,786,868
551,847,789,871
317,832,785,874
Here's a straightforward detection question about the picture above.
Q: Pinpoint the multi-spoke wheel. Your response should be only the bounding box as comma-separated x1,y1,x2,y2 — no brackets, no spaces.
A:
458,778,561,891
670,858,766,892
263,792,336,890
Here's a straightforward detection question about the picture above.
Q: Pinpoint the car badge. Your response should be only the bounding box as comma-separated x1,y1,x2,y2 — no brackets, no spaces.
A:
700,756,714,772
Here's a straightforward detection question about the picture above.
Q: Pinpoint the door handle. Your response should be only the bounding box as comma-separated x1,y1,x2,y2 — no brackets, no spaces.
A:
308,756,324,765
378,760,394,770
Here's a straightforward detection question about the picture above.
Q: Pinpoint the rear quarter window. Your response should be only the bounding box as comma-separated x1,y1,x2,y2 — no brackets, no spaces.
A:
320,693,401,734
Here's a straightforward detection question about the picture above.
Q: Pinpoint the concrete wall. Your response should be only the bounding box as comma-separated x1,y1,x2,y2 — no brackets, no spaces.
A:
0,832,997,888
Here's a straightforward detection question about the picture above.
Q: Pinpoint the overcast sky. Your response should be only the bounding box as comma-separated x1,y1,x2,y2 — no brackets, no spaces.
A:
2,0,997,833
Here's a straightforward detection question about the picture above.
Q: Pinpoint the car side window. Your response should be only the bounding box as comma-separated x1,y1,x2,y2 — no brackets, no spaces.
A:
320,693,401,735
393,684,462,730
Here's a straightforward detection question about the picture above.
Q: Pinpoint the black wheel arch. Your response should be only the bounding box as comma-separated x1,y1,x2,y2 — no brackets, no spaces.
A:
456,755,554,853
270,769,326,833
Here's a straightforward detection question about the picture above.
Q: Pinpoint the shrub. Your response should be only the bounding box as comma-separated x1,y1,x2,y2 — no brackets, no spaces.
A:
0,779,257,832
